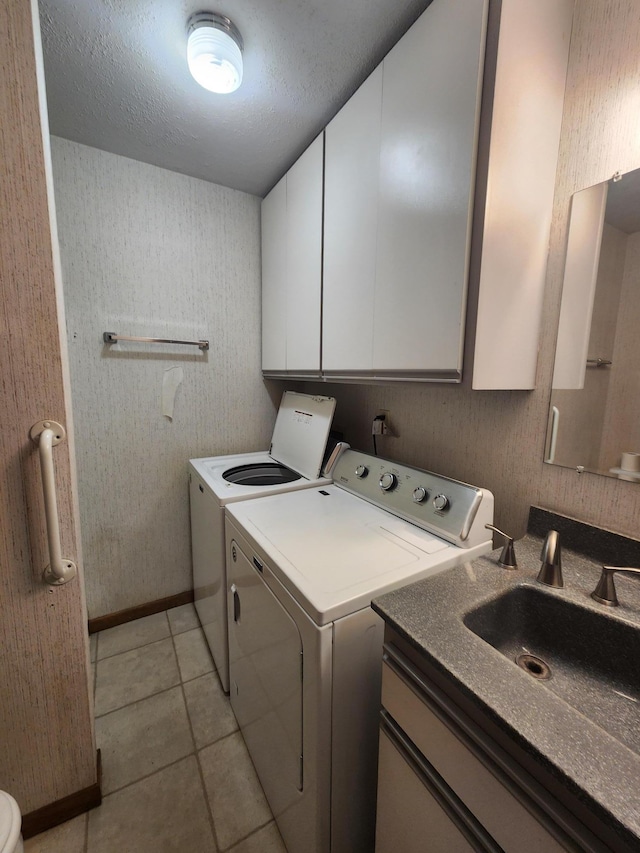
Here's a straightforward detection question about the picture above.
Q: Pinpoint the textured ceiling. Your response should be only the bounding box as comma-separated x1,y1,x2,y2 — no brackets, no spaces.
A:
39,0,433,196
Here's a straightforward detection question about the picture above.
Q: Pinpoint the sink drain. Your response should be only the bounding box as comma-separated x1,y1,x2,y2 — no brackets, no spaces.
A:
515,653,551,680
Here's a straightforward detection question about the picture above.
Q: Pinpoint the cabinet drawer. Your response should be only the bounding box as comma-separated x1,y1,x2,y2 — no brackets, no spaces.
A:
381,654,573,853
376,724,478,853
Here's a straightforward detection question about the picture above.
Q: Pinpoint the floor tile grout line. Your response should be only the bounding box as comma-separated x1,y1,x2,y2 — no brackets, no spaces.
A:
89,610,258,850
172,626,221,852
180,666,217,686
222,817,276,853
95,609,200,654
94,677,183,719
95,752,201,802
93,647,215,718
196,729,277,853
168,621,203,638
94,625,186,716
95,630,173,662
95,673,238,752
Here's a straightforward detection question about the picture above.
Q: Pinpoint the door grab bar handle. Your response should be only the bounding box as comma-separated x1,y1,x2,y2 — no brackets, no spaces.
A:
30,420,77,585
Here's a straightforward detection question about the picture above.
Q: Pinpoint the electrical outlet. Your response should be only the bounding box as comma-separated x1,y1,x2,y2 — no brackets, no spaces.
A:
372,410,391,436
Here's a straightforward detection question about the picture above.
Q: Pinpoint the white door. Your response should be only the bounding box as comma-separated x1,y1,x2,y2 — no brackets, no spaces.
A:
0,0,96,817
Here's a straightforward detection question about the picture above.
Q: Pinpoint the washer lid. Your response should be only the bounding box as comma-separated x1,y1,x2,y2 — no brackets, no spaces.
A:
0,791,20,851
270,392,336,480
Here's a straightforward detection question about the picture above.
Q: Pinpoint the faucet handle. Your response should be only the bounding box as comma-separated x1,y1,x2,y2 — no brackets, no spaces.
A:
591,565,640,607
537,530,563,588
485,524,517,569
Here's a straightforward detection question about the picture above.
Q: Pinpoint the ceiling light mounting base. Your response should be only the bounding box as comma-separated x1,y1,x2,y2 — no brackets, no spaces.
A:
187,11,243,52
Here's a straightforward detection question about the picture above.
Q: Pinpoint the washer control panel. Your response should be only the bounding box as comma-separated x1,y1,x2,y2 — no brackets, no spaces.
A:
332,449,492,547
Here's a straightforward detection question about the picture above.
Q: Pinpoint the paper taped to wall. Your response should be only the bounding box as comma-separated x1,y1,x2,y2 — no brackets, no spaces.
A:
162,367,184,420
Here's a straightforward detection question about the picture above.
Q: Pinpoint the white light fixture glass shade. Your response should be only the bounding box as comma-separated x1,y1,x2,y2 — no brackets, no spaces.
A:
187,13,243,94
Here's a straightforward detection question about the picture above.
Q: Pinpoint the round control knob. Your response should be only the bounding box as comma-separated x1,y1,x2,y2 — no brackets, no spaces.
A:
433,494,450,512
355,464,369,479
379,472,398,492
412,486,428,504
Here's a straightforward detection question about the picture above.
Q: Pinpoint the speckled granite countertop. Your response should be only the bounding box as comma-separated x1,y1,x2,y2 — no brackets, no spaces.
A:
372,534,640,849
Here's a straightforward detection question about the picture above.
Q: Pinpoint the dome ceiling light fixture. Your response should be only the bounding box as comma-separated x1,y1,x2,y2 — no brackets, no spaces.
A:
187,11,244,94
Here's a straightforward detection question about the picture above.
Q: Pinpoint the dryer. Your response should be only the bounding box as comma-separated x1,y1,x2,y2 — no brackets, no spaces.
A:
225,448,494,853
189,391,337,692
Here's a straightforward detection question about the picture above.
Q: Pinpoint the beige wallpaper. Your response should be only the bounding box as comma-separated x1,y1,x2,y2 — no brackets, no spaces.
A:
51,139,276,618
305,0,640,543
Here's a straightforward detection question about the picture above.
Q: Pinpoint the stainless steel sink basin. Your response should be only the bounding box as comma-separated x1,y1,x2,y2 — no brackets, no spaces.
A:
463,585,640,753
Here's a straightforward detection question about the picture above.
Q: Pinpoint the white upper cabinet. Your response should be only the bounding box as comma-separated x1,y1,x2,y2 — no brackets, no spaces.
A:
262,175,287,371
323,66,383,372
472,0,574,389
373,0,487,376
262,134,323,375
323,0,487,380
263,0,573,387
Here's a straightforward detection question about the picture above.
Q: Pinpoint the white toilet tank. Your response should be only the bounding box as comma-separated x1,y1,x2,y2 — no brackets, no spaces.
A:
0,792,23,853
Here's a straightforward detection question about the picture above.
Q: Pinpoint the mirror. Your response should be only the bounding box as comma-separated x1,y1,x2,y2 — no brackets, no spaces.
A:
546,166,640,481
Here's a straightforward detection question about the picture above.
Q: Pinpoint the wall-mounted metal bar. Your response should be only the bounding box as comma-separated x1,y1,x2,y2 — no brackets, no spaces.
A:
586,358,612,367
545,406,559,464
103,332,209,351
29,420,77,586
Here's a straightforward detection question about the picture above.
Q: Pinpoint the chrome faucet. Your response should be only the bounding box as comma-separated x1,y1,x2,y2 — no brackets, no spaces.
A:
537,530,563,588
485,524,517,569
591,565,640,606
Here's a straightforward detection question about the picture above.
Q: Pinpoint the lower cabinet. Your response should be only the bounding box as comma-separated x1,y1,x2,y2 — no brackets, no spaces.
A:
376,635,607,853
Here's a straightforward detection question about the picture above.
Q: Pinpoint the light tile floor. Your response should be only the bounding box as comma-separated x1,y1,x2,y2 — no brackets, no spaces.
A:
25,605,286,853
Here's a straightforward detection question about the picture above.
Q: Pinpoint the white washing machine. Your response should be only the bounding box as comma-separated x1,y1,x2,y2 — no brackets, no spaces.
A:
189,391,338,692
225,448,494,853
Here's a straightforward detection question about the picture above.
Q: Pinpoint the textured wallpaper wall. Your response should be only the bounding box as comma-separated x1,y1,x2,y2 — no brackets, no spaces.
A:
305,0,640,543
51,138,276,618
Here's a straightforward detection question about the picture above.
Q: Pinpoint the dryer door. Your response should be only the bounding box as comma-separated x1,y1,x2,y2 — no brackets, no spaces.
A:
228,539,303,816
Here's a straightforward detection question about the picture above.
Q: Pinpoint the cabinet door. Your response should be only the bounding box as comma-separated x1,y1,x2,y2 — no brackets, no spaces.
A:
286,134,323,371
373,0,487,373
323,65,383,372
262,174,287,371
472,0,574,389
